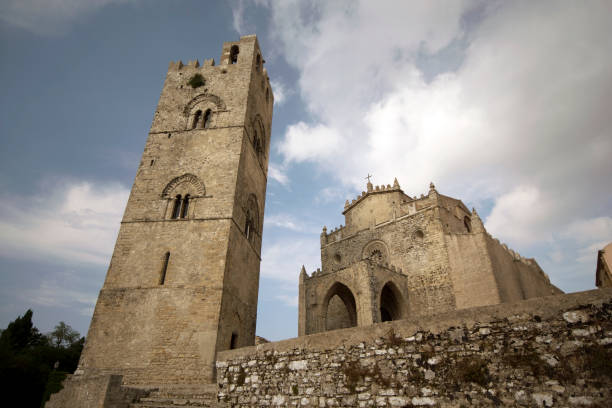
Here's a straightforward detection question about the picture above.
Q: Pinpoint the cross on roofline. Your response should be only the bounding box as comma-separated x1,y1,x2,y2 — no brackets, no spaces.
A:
365,174,372,183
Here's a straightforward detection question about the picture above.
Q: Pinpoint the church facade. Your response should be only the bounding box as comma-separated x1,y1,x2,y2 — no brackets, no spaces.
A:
299,179,562,335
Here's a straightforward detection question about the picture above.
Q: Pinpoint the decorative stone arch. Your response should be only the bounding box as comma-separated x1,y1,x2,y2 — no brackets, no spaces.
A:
322,281,358,331
250,114,266,158
379,281,405,322
244,193,260,241
162,174,205,198
362,240,390,265
184,93,226,129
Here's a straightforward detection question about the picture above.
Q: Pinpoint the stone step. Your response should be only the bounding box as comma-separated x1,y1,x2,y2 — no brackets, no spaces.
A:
129,385,220,408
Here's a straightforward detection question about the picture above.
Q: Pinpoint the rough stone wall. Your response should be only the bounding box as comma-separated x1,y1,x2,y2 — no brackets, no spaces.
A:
76,35,272,386
218,289,612,407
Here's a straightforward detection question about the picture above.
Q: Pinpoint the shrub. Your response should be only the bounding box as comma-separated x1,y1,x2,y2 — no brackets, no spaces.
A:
188,74,205,88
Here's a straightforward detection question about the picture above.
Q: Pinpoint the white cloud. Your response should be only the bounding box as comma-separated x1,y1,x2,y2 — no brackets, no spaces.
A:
563,217,612,245
485,185,557,247
278,122,343,164
0,180,129,266
245,0,612,290
23,277,97,314
265,213,304,232
275,294,298,307
0,0,133,35
315,187,348,205
232,0,246,34
268,162,290,186
261,236,320,283
270,79,290,106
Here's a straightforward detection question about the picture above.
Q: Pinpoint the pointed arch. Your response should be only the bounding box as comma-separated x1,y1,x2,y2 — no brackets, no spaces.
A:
379,281,404,322
323,282,357,331
162,174,205,198
244,193,260,241
251,114,266,157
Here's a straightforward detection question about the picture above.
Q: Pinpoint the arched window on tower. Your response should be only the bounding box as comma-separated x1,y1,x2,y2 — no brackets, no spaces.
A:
244,194,259,243
203,109,212,128
171,195,182,219
180,194,190,218
192,110,202,129
256,54,261,70
230,332,238,349
159,252,170,285
230,45,239,64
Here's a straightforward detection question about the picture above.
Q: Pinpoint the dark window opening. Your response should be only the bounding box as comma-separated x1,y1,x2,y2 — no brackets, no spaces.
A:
192,110,202,129
464,216,472,233
253,130,260,152
150,159,155,166
180,194,190,218
159,252,170,285
171,195,182,219
266,88,269,102
379,282,403,322
203,109,211,129
230,333,238,349
230,45,239,64
256,54,261,70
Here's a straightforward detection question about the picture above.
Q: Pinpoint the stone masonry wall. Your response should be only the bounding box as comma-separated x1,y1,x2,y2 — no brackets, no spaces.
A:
217,289,612,407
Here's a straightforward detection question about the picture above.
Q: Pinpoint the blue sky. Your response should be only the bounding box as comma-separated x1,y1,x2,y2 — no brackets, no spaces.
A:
1,0,611,342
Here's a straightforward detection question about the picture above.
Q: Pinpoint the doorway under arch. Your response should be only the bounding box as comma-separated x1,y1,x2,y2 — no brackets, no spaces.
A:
380,282,404,322
324,282,357,331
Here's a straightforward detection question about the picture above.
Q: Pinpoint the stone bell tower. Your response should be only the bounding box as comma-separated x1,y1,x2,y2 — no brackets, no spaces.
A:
75,35,273,385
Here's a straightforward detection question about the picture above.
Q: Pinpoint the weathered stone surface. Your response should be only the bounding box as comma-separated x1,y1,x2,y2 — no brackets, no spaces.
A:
299,178,562,337
217,289,612,408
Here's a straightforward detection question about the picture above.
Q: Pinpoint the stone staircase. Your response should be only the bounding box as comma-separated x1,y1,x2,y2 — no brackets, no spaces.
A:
129,384,222,408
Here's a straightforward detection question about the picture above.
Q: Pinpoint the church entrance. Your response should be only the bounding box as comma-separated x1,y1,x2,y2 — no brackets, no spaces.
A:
325,282,357,331
380,282,403,322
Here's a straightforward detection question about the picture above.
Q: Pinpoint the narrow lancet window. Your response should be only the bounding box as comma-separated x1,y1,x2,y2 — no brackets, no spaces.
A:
230,45,239,64
203,109,211,129
245,218,252,241
256,54,261,70
230,332,238,349
159,252,170,285
180,194,190,218
192,110,202,129
171,195,182,219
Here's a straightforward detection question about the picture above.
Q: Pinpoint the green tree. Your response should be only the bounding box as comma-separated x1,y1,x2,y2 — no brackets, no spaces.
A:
48,321,80,348
0,309,44,350
0,310,85,407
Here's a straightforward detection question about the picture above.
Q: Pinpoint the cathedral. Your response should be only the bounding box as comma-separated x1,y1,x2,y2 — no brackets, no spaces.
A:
299,179,561,335
46,35,569,407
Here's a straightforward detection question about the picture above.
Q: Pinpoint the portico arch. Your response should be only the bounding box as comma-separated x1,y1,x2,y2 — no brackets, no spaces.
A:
323,282,357,331
379,281,404,322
